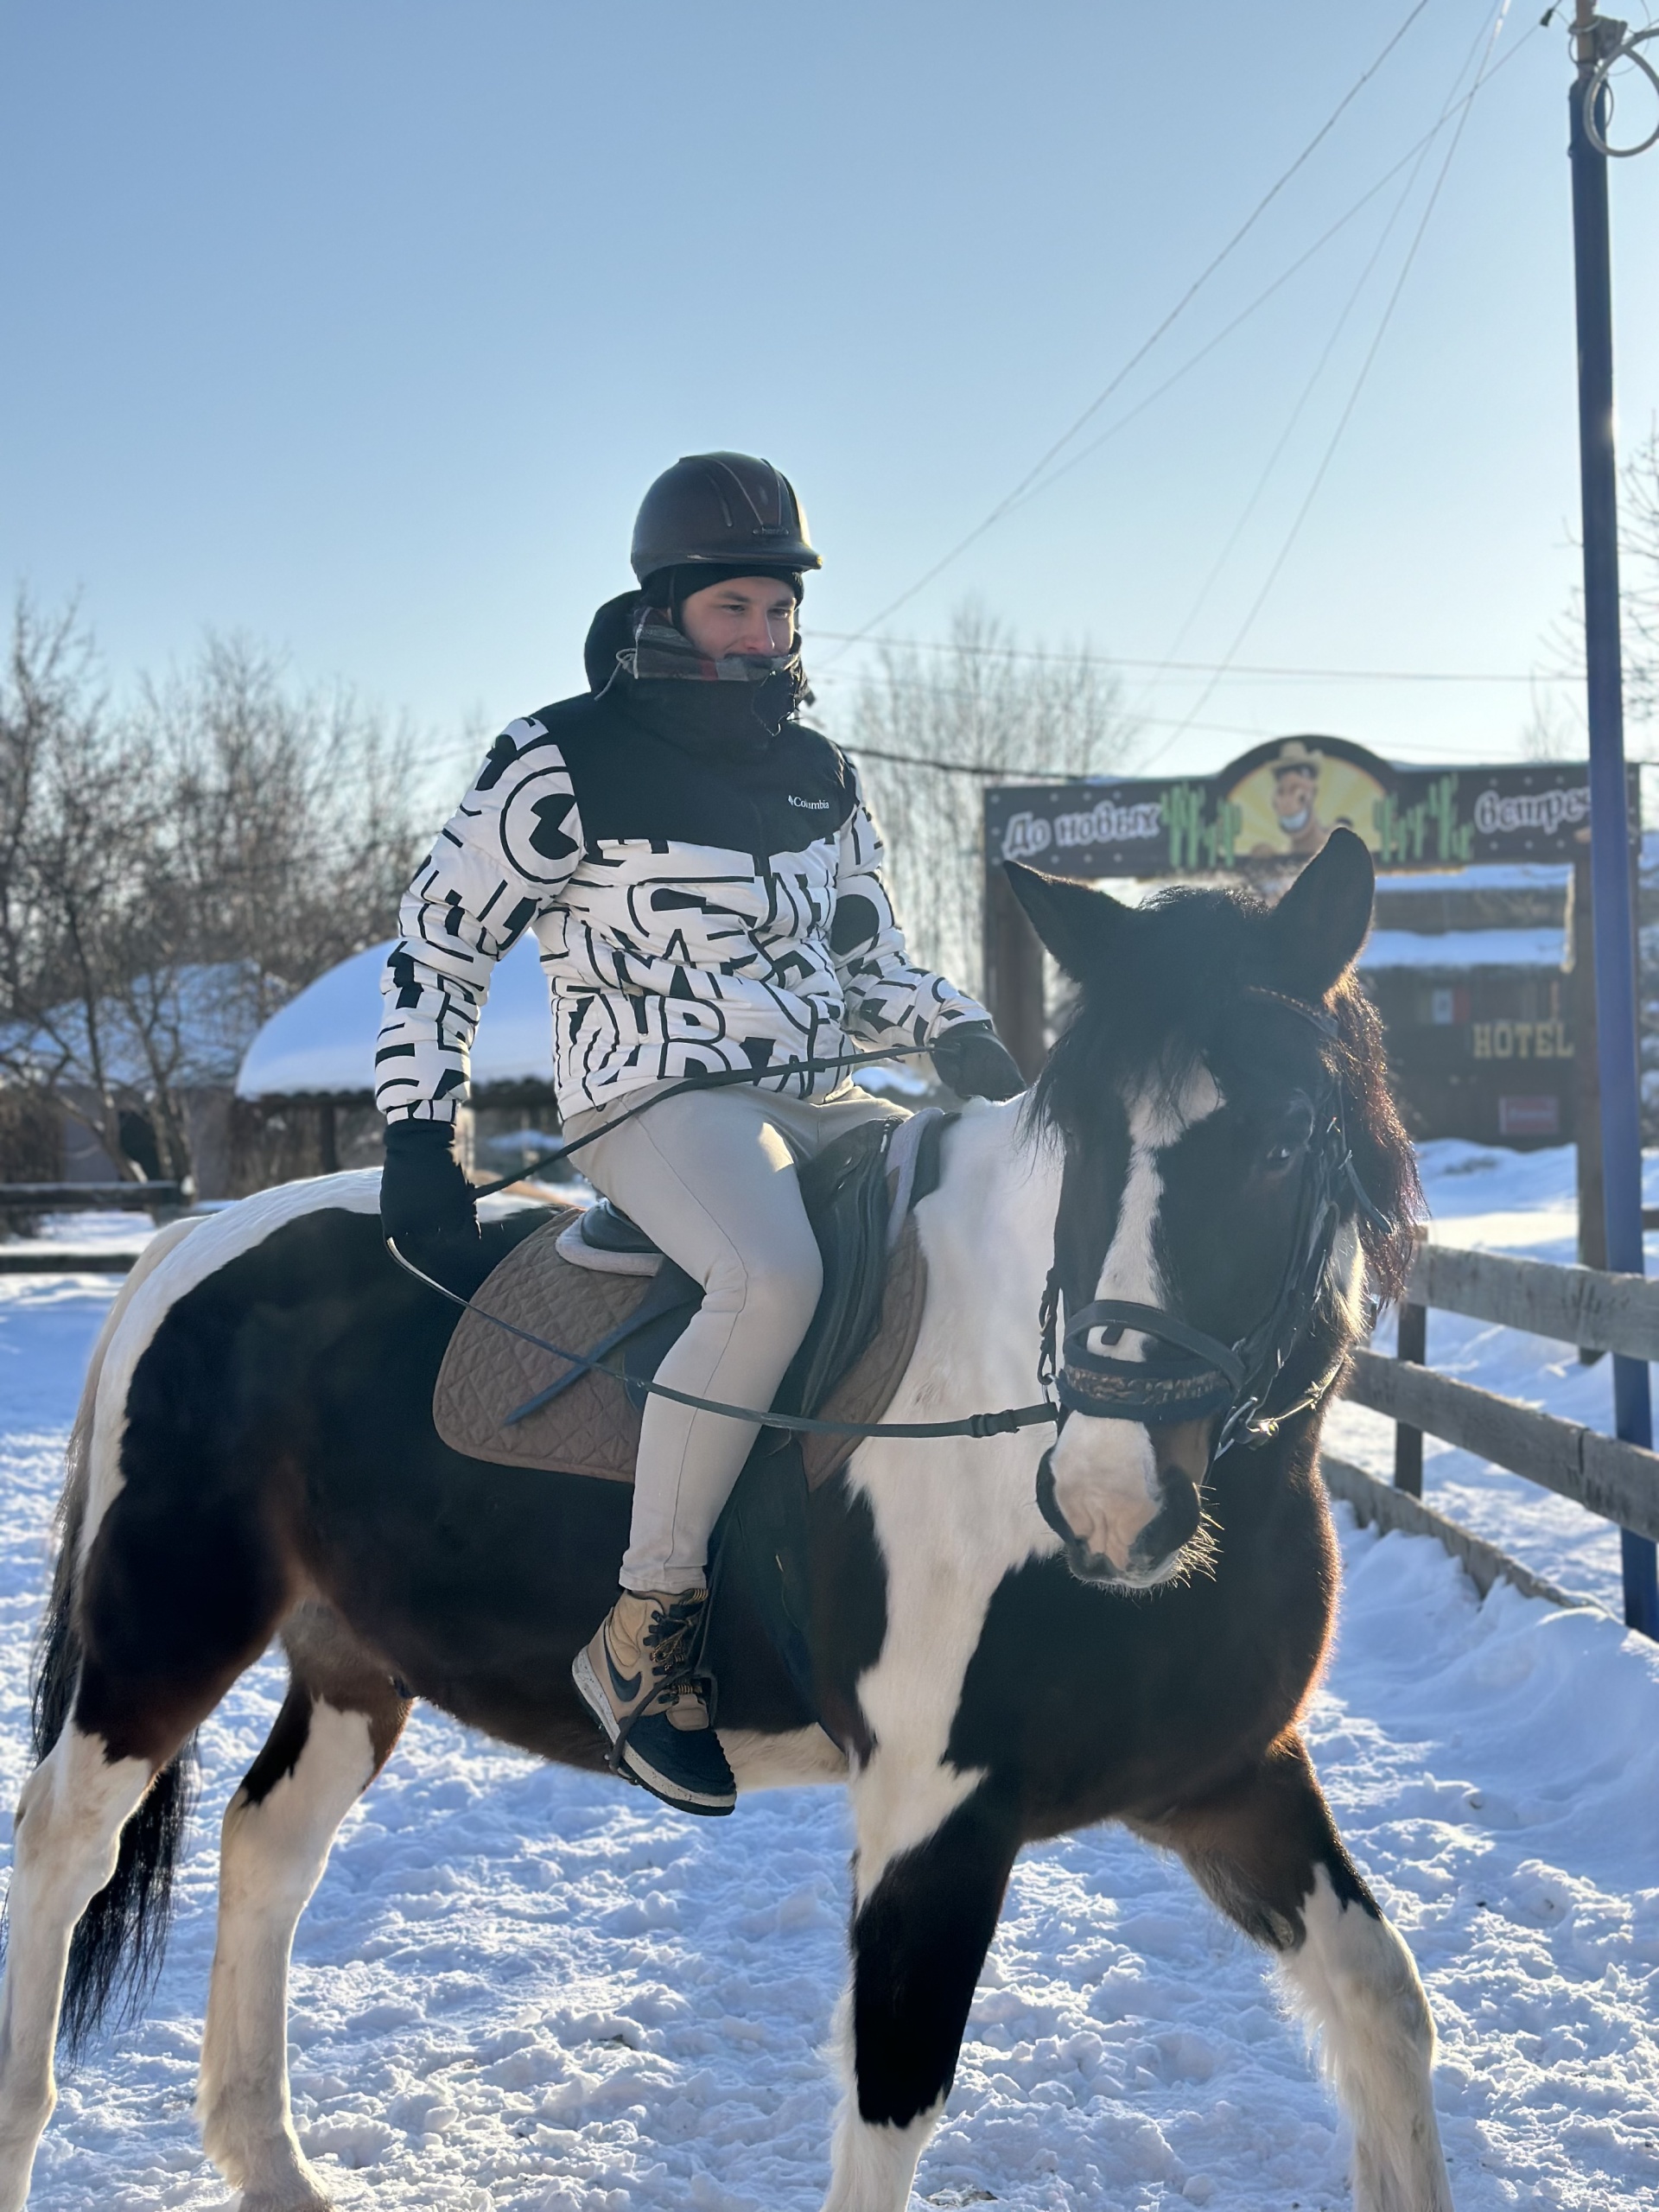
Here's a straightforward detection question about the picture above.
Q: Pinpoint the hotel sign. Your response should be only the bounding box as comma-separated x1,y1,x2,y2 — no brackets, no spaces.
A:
984,737,1630,877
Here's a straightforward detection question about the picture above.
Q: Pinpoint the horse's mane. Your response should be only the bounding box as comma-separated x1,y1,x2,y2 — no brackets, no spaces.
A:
1027,880,1422,1308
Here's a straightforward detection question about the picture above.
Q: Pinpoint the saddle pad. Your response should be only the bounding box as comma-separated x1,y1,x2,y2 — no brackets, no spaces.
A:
432,1206,929,1491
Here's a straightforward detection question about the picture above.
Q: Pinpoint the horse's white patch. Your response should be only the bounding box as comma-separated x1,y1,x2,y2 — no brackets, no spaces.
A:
821,1989,944,2212
722,1725,848,1790
0,1727,153,2212
83,1173,385,1559
200,1699,378,2207
1279,1866,1452,2212
845,1105,1059,1902
1048,1065,1222,1571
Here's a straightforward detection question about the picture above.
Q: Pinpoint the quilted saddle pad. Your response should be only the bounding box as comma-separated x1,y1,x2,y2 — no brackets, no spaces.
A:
433,1205,929,1491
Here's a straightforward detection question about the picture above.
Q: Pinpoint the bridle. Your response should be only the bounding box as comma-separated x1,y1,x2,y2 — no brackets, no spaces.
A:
1034,986,1390,1548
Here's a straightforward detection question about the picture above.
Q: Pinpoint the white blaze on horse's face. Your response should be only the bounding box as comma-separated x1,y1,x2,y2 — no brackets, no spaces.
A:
1049,1063,1223,1582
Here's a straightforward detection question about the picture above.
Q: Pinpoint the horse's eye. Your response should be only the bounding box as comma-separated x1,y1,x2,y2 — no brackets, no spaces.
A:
1264,1100,1315,1171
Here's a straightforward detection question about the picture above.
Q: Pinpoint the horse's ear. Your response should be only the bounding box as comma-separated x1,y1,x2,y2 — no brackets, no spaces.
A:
1006,862,1133,983
1263,827,1375,999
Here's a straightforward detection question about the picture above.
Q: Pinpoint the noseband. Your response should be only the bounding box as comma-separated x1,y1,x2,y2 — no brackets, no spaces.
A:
1037,987,1388,1535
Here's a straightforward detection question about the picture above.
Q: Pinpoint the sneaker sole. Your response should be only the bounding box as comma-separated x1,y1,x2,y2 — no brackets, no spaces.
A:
620,1736,736,1816
571,1649,734,1816
570,1646,623,1746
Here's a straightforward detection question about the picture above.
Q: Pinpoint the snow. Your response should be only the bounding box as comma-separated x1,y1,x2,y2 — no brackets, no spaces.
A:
3,1148,1659,2209
1324,1138,1659,1618
1374,865,1573,896
237,938,556,1100
1357,927,1568,973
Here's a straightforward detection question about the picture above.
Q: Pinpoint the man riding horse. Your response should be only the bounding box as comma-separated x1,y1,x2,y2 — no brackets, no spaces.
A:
375,453,1024,1816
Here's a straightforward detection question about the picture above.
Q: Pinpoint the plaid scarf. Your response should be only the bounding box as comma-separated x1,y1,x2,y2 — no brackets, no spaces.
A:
623,604,804,689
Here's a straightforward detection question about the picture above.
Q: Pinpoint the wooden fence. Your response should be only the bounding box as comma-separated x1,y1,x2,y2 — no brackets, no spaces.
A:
1329,1239,1659,1625
0,1182,184,1274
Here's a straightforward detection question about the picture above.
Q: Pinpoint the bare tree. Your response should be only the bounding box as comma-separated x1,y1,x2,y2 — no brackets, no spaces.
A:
137,633,424,988
1624,422,1659,735
0,601,427,1189
835,604,1139,996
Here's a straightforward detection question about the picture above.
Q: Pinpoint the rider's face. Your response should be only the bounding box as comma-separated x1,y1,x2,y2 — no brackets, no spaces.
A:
677,577,798,659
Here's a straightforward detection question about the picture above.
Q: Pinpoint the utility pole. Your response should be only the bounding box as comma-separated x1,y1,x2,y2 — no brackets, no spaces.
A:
1568,1,1659,1634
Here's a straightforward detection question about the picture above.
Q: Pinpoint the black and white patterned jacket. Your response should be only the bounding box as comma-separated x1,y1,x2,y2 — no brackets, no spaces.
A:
375,680,987,1123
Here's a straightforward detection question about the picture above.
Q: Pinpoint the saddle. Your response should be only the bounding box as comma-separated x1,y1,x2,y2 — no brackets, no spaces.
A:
433,1109,944,1490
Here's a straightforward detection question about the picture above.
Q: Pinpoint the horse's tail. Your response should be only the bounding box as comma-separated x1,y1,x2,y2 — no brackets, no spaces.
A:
24,1217,205,2056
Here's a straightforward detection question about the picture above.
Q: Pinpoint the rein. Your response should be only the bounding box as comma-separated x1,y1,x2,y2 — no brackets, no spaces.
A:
384,1236,1058,1442
391,992,1386,1468
391,1041,1060,1443
468,1043,955,1200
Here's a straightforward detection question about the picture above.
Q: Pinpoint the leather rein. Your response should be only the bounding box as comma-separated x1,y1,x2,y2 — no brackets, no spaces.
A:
391,996,1386,1465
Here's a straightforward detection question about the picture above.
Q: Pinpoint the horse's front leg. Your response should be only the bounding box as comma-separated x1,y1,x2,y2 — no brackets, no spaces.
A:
822,1780,1017,2212
1139,1731,1453,2212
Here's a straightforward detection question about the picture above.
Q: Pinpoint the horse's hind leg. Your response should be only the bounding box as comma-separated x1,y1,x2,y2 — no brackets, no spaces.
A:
199,1604,410,2212
0,1724,157,2209
1141,1731,1452,2212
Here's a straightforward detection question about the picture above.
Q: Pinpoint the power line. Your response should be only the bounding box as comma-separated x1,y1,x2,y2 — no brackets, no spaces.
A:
808,631,1567,684
822,0,1440,664
1121,82,1457,734
988,37,1543,530
1135,0,1526,772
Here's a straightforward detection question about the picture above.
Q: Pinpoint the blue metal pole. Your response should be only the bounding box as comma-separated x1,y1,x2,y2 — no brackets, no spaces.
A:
1569,57,1659,1636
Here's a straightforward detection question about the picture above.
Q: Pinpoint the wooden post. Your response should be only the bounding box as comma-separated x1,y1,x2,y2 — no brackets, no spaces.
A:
318,1097,340,1175
1393,1300,1426,1497
982,861,1046,1083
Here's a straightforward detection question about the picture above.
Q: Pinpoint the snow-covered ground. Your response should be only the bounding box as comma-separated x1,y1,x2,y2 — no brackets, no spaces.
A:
1,1153,1657,2210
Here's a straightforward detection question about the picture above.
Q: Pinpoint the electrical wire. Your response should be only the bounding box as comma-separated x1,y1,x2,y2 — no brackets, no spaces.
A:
986,36,1543,530
809,632,1569,682
1122,141,1444,738
819,0,1441,664
1133,0,1527,773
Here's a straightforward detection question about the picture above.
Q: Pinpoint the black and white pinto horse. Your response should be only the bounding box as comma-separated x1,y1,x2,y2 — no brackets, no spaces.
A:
0,830,1453,2212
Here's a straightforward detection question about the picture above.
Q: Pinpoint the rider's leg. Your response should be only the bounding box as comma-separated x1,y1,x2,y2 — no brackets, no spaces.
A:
568,1087,829,1808
577,1084,830,1594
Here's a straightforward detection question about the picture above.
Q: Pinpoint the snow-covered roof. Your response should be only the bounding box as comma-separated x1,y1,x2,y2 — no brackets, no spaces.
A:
236,938,556,1100
1375,862,1572,894
3,962,273,1090
1359,926,1567,972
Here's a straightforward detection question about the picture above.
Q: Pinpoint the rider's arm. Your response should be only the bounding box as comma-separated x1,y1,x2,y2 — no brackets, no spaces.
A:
829,769,989,1047
375,720,583,1124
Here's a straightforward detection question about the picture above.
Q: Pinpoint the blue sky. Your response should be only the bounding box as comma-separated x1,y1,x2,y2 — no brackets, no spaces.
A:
3,1,1657,793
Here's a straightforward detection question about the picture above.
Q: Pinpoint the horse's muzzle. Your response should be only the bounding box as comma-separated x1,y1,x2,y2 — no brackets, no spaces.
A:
1037,1435,1206,1588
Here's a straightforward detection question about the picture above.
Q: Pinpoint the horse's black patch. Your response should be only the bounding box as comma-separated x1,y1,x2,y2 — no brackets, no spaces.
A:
851,1788,1020,2126
239,1683,314,1809
35,842,1426,2164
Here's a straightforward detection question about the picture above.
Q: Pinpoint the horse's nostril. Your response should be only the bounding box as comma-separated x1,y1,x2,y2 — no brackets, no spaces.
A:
1129,1471,1202,1573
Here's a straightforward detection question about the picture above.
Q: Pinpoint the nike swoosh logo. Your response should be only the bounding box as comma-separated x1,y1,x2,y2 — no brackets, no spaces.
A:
607,1647,642,1703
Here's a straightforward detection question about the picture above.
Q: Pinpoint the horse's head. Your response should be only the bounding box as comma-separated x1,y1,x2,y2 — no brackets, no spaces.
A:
1010,829,1419,1590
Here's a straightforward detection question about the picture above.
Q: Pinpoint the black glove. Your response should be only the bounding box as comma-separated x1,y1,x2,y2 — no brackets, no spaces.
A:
930,1020,1026,1102
380,1119,479,1281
